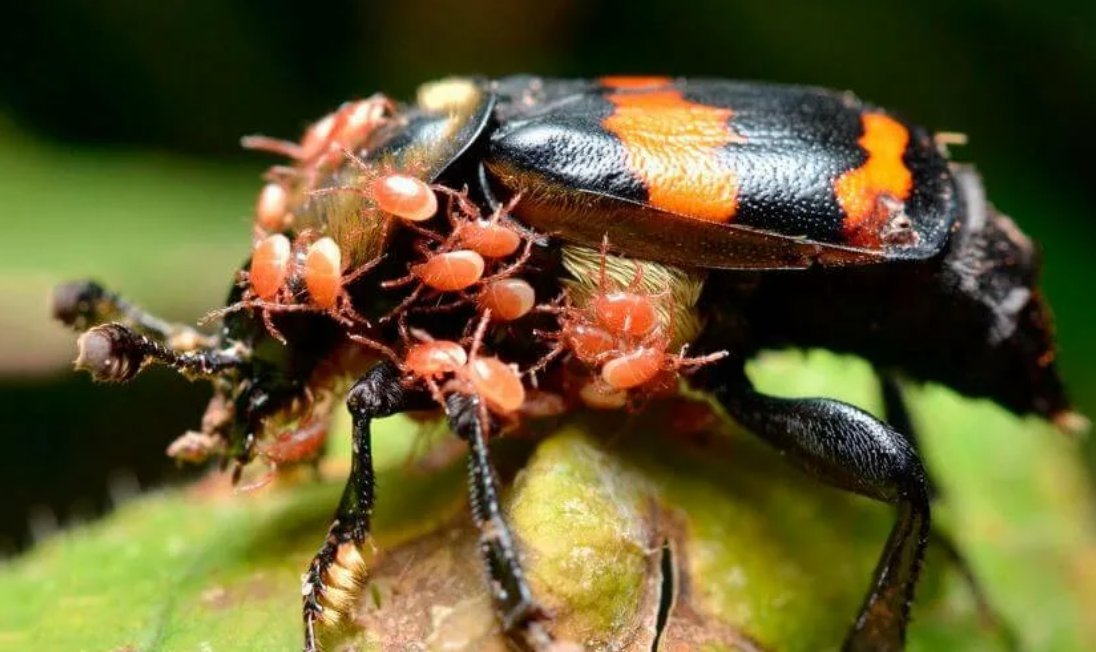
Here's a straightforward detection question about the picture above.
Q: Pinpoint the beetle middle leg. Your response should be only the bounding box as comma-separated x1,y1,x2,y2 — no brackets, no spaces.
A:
709,363,930,652
445,392,553,650
302,361,432,652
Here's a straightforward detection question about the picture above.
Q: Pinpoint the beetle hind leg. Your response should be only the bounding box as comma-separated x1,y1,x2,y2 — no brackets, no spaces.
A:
877,369,1020,649
710,364,930,652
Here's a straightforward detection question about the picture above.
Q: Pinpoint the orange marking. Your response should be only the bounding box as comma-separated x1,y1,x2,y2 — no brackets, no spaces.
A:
603,89,743,222
834,112,913,248
599,76,673,90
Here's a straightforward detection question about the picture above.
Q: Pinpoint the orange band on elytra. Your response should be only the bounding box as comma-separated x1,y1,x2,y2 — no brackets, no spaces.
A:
834,112,913,248
599,76,674,90
603,88,744,223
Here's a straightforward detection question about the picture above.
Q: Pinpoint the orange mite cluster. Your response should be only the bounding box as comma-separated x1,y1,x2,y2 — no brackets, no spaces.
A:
381,188,536,324
558,259,725,408
239,92,538,332
233,99,544,425
402,323,526,418
245,172,442,319
244,96,395,233
235,119,461,338
230,232,374,341
233,96,727,459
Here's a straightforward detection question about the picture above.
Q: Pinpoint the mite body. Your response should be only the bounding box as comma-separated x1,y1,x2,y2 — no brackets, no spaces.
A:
54,76,1080,652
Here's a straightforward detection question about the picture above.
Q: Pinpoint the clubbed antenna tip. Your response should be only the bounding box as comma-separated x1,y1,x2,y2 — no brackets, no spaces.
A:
51,280,105,329
75,324,143,383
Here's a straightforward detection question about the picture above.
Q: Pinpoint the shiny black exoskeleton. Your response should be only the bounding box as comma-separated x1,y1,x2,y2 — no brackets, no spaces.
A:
53,76,1080,652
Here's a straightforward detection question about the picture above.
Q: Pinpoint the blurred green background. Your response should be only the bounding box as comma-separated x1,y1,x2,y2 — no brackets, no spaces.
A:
0,0,1093,552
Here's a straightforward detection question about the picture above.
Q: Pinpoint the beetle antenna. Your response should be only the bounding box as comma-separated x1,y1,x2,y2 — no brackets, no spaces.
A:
53,280,214,350
75,323,245,383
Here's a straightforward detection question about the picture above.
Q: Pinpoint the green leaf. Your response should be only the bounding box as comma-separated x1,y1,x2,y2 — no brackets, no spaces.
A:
2,350,1093,651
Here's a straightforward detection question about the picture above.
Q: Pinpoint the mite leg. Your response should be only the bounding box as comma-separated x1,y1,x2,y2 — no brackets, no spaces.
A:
302,362,432,652
52,280,212,349
712,365,930,652
445,393,552,649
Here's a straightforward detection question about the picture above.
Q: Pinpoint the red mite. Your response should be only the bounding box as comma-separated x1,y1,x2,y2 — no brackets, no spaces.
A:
478,278,535,321
256,182,291,231
411,249,485,292
378,187,534,324
243,95,393,174
214,232,374,341
54,76,1083,652
250,233,293,301
372,173,438,222
403,326,526,417
302,237,344,310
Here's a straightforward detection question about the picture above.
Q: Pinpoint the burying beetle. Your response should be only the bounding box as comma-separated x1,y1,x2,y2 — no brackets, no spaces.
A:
54,76,1084,651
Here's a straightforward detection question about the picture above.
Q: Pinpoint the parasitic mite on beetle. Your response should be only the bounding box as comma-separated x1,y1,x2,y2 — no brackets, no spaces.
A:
54,75,1085,652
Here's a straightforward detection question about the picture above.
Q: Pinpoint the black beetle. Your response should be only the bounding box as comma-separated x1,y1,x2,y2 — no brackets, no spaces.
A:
53,76,1083,652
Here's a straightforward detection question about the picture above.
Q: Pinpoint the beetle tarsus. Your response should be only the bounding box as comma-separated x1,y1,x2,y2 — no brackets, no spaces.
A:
713,364,930,652
302,362,432,646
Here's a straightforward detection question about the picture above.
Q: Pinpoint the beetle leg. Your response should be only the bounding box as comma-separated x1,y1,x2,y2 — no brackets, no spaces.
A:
302,361,432,652
52,280,213,349
876,371,917,448
876,369,939,498
477,161,505,213
445,392,553,650
712,364,929,652
875,369,1019,649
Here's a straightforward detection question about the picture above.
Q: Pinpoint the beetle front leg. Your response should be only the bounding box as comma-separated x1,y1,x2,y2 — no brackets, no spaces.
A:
711,364,930,652
445,393,553,650
302,361,431,652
